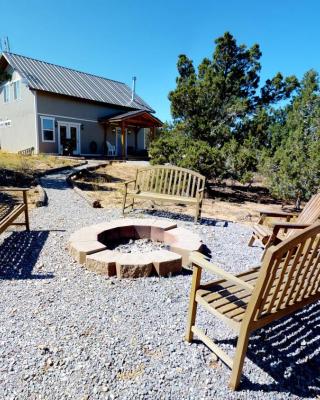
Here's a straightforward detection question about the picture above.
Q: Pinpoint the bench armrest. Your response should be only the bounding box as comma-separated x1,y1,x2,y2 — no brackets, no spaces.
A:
0,187,29,192
124,180,136,186
197,188,205,193
190,252,254,291
259,209,295,218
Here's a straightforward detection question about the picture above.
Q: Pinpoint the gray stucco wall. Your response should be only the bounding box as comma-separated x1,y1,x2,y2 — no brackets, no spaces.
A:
0,67,37,152
36,92,121,155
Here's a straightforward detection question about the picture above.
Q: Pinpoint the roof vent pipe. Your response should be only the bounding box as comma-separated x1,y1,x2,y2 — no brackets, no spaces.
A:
131,76,136,101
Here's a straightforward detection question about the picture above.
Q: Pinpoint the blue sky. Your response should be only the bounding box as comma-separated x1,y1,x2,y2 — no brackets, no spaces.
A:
1,0,319,122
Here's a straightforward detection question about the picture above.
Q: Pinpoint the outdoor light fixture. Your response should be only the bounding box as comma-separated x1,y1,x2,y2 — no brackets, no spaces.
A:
81,124,84,130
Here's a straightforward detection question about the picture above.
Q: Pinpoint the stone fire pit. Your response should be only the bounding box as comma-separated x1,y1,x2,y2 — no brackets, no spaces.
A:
68,218,203,278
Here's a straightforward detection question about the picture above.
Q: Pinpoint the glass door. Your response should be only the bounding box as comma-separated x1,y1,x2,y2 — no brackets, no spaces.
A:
58,122,80,155
58,123,68,155
69,124,80,155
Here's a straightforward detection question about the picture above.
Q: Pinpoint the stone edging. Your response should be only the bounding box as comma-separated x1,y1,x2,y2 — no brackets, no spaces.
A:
67,162,109,208
31,161,88,208
34,178,48,207
35,160,88,178
68,218,203,278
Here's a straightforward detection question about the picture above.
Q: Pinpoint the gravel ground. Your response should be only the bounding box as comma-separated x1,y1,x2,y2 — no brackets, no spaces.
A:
0,165,319,400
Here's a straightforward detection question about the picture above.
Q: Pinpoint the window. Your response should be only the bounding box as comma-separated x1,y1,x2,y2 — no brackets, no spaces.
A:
3,85,10,103
0,120,11,128
13,81,21,100
41,117,55,142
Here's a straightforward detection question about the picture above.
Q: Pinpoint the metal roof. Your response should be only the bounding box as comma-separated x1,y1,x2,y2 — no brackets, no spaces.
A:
0,52,154,112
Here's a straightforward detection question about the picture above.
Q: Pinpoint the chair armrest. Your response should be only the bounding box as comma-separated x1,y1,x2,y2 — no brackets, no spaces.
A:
259,209,295,218
0,187,29,192
190,252,254,291
271,222,310,230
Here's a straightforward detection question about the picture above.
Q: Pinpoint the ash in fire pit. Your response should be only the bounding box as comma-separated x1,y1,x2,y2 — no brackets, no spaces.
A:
110,238,170,254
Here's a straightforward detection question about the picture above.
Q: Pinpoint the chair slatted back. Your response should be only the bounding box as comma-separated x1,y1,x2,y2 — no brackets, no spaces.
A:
287,193,320,238
245,223,320,326
135,166,205,199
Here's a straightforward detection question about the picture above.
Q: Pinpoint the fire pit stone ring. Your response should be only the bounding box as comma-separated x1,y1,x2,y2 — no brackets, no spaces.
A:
68,218,203,278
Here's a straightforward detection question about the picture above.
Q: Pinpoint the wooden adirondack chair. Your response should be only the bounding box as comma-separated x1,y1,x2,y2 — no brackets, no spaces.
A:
186,222,320,390
248,193,320,257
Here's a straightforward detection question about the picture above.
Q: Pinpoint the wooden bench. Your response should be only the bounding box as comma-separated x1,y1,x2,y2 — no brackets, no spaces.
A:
0,188,30,234
122,165,206,223
186,222,320,390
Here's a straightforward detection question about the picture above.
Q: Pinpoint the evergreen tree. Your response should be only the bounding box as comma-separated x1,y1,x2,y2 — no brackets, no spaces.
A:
261,70,320,204
168,32,298,147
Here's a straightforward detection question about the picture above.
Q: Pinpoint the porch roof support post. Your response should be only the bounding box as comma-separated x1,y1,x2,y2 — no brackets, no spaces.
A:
150,126,155,143
103,123,107,157
121,121,126,159
134,127,139,152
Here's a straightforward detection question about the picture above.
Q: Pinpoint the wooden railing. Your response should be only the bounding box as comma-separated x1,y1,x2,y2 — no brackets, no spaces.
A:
18,147,35,156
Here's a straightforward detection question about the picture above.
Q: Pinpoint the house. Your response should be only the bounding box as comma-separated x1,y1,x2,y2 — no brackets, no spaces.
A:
0,52,162,157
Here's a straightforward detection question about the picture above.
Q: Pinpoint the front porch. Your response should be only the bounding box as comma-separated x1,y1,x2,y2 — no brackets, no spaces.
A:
100,110,162,159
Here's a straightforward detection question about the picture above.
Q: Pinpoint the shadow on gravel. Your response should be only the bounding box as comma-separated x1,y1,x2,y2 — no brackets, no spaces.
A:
40,175,69,190
139,209,229,227
219,301,320,397
0,230,53,280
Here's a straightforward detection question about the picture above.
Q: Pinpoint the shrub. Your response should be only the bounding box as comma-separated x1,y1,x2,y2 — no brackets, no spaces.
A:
259,134,320,206
149,130,224,180
222,136,260,184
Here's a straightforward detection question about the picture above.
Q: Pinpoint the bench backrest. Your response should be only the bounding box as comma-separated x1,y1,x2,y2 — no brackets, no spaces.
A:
135,166,206,199
245,222,320,329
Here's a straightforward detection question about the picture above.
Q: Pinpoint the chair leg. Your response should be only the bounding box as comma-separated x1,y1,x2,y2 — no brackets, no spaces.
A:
185,264,202,342
229,327,250,390
248,234,255,247
261,235,275,260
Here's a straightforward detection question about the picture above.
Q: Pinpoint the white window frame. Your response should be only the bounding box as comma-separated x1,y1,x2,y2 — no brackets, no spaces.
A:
13,80,21,101
41,116,55,143
3,84,10,103
0,119,12,128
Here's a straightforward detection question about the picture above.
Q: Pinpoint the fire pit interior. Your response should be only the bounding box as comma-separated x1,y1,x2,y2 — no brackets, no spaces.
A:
68,219,203,278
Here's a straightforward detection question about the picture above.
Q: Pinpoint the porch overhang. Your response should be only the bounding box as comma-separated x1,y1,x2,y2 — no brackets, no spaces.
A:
99,110,163,158
99,110,163,128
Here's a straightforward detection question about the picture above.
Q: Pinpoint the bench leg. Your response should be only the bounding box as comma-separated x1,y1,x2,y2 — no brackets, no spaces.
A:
194,201,200,223
23,191,30,231
122,189,127,215
185,264,202,342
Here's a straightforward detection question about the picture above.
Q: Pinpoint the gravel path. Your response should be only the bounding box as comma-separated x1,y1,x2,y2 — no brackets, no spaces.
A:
0,165,319,400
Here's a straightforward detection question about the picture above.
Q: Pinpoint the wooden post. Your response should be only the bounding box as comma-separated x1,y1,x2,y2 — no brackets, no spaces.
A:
121,122,126,159
150,126,155,142
23,190,30,231
103,124,107,157
134,127,139,153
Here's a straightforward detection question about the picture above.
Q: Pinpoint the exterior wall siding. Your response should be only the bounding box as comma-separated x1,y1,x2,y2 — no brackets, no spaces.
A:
36,92,122,155
0,67,37,152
